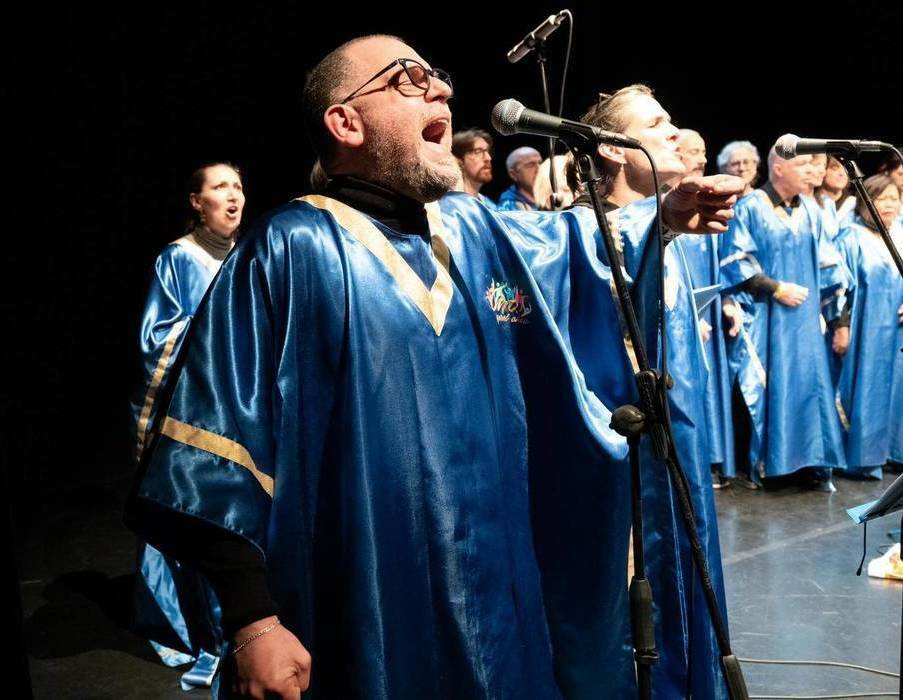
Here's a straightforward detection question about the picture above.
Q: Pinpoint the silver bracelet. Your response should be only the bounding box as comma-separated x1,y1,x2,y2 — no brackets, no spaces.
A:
232,619,282,656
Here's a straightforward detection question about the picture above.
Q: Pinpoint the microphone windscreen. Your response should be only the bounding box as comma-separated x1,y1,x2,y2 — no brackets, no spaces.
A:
491,99,525,136
774,134,799,160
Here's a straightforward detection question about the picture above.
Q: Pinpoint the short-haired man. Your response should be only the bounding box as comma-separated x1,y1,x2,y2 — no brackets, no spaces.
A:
497,146,542,210
127,36,743,698
451,128,496,208
720,145,849,493
676,128,707,177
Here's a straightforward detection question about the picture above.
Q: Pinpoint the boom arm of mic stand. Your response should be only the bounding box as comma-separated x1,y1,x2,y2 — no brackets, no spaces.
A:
837,155,903,279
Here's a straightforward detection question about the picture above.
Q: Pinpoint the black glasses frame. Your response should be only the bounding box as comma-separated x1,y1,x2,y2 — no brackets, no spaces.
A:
340,58,453,104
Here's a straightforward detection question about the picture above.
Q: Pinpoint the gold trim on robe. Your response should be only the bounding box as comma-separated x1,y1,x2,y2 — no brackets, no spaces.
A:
298,195,454,336
160,416,274,498
135,319,188,459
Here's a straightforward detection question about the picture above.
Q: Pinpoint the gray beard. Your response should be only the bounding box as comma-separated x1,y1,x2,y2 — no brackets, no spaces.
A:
362,130,458,203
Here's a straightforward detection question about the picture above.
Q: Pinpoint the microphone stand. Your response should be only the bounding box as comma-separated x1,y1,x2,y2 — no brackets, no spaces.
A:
566,139,749,700
836,155,903,278
532,39,559,208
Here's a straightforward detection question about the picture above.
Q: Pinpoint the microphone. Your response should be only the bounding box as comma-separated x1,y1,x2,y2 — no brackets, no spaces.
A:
507,12,568,64
491,99,642,149
775,133,892,159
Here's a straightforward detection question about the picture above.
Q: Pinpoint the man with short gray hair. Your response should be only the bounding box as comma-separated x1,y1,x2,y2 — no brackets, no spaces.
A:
497,146,542,210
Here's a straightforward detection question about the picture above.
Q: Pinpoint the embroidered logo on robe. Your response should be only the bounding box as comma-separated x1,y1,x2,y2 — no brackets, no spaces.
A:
485,279,532,324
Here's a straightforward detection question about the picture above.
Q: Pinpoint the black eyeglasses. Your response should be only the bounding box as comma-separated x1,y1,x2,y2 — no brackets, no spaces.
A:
340,58,453,104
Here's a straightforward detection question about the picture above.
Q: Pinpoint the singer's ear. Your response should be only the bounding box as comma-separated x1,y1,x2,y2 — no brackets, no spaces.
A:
598,142,627,165
324,104,365,149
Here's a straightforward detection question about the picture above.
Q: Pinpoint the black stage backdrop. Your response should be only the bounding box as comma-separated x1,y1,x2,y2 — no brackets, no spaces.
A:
6,3,901,521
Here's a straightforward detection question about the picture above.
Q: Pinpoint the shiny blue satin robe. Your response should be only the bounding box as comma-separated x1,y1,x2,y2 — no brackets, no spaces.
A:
720,190,848,479
817,195,849,385
137,193,642,699
681,233,737,478
497,184,538,211
501,198,729,699
836,215,903,476
131,233,227,687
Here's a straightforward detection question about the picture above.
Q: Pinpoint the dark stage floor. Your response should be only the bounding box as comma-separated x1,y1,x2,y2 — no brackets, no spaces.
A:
17,472,902,698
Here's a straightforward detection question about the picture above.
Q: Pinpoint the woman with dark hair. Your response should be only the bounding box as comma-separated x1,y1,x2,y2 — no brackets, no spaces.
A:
835,174,903,478
130,162,245,688
816,156,856,226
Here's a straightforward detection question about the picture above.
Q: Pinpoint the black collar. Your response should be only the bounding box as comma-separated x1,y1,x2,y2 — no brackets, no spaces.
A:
762,181,800,209
324,176,430,239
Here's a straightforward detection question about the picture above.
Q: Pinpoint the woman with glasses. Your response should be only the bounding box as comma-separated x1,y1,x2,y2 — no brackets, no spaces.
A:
130,161,245,690
835,175,903,478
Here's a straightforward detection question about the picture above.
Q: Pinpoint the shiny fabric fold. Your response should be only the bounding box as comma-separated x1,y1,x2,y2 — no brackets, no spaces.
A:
836,216,903,476
682,233,737,478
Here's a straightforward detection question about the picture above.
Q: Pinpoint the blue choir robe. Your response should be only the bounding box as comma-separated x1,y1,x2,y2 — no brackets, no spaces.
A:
500,199,729,699
477,192,498,210
133,193,646,699
130,231,230,687
720,190,848,480
497,183,539,211
681,232,737,478
817,195,852,385
836,215,903,476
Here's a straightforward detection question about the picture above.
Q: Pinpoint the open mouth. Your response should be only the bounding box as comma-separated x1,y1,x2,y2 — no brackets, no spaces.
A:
421,118,449,146
226,206,239,216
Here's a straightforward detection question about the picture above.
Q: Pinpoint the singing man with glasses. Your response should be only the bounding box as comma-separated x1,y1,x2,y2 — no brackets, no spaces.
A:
127,34,745,698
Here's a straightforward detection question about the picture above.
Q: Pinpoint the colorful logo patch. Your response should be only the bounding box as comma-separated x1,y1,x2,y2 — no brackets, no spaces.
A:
485,279,532,324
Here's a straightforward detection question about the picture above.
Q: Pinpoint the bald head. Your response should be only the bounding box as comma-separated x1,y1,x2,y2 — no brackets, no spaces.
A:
768,144,814,198
676,129,706,177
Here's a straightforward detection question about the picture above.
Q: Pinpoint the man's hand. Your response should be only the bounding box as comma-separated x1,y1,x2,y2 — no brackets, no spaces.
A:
773,282,809,307
832,325,850,355
661,174,746,234
722,297,743,337
699,319,712,343
232,616,311,699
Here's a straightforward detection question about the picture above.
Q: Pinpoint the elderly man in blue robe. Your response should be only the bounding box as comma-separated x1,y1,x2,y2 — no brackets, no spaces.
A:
720,144,849,492
497,145,542,210
126,35,743,699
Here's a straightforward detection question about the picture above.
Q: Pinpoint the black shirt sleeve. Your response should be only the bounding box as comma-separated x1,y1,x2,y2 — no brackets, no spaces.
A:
738,273,780,296
125,497,278,638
